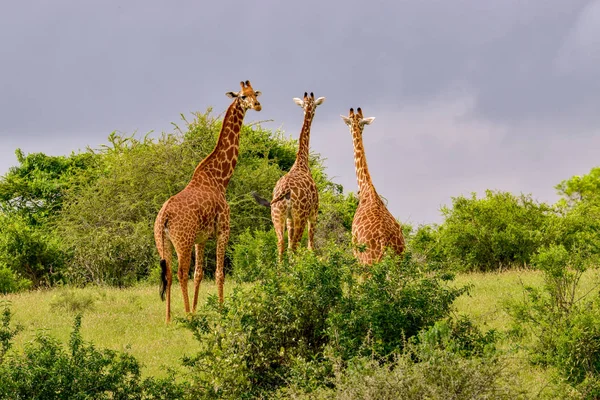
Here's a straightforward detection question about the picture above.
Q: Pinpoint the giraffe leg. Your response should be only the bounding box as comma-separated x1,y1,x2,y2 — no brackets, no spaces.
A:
192,242,205,312
272,204,287,263
216,209,231,304
287,217,295,251
215,229,229,304
290,217,307,253
307,213,317,251
164,257,173,323
177,250,192,314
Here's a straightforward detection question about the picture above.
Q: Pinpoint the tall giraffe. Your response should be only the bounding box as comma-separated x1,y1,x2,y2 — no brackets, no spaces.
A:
253,92,325,261
340,107,405,265
154,80,262,322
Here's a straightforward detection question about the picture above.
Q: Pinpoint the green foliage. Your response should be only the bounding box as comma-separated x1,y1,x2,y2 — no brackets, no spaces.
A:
0,214,64,287
314,187,358,250
509,244,600,396
555,166,600,207
0,149,96,224
416,316,498,358
180,245,466,398
327,251,467,360
431,190,552,271
408,223,444,264
0,304,22,363
181,248,346,399
0,310,190,399
231,228,278,283
283,322,521,400
0,265,31,294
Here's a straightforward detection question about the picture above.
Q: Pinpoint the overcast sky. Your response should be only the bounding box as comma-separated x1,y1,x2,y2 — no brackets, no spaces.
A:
1,0,599,224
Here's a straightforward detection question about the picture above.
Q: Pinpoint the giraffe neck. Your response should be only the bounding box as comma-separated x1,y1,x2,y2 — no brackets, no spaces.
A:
292,110,315,169
192,99,245,190
352,127,378,201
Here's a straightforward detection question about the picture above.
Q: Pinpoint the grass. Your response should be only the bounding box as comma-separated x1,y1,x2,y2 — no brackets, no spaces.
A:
1,268,598,394
453,268,599,399
1,279,241,378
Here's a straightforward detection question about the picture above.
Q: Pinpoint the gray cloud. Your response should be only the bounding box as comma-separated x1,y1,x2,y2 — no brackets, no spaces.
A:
1,0,599,223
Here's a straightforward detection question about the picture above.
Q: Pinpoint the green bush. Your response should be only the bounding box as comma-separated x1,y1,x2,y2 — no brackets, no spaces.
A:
0,310,190,399
181,248,347,399
231,228,278,283
0,264,31,294
281,321,521,400
327,251,467,360
181,246,467,398
433,190,553,271
0,304,22,363
416,316,498,358
0,214,64,287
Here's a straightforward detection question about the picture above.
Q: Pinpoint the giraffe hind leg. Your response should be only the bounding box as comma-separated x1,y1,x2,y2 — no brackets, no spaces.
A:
271,203,287,263
176,249,192,314
307,212,317,251
192,242,206,312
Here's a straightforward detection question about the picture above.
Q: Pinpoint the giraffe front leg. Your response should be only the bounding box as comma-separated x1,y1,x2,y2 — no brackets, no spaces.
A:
192,242,205,312
216,212,230,304
177,250,192,313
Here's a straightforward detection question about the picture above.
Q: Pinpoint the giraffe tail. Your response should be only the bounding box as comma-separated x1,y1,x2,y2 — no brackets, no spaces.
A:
251,191,272,207
251,190,291,208
159,259,168,301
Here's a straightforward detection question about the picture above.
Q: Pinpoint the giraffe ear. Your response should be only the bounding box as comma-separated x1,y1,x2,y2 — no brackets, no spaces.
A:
340,115,352,126
226,91,239,99
315,97,326,106
293,98,304,107
254,91,262,97
360,117,375,126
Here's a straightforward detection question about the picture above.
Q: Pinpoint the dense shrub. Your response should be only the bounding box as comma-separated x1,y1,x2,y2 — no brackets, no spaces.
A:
0,214,64,287
0,309,190,399
231,228,278,283
0,264,31,294
327,251,467,360
181,248,347,399
180,245,467,398
281,320,521,400
418,190,553,271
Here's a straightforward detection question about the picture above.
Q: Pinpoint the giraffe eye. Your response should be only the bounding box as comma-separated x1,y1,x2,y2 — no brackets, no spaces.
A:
240,95,247,100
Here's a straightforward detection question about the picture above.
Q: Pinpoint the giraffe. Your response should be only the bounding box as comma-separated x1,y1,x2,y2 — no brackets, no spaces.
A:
154,80,262,323
340,107,405,265
252,92,325,261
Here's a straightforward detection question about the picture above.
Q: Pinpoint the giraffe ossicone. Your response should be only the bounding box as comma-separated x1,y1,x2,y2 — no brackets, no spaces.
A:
154,80,262,323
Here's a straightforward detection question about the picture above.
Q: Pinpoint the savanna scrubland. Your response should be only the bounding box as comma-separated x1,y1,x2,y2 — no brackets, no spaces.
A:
1,110,599,399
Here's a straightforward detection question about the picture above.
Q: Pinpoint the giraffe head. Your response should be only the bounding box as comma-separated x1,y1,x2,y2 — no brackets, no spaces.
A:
340,107,375,134
226,80,262,112
293,92,325,116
